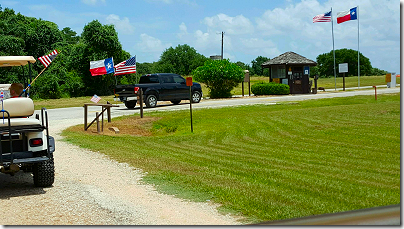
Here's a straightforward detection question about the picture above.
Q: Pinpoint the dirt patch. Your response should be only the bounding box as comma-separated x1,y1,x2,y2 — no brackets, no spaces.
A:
70,116,161,137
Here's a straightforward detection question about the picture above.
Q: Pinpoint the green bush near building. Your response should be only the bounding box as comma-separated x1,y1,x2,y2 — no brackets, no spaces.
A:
251,82,290,95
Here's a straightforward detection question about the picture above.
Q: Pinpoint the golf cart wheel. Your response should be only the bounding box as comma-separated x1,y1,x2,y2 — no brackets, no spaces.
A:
145,94,157,108
125,101,136,109
33,157,55,187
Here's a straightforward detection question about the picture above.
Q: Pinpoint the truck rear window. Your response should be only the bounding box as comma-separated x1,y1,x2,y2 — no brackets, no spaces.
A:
139,75,159,84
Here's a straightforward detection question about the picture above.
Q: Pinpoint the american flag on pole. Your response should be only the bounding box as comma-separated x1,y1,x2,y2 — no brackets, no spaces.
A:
90,94,101,103
313,11,332,23
114,56,136,76
38,50,59,68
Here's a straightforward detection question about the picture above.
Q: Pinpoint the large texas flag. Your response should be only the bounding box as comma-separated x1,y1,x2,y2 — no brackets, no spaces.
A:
337,7,357,24
90,58,114,76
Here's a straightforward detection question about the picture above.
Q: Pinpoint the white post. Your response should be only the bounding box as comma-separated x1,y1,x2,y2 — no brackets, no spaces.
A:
357,5,360,89
332,7,336,91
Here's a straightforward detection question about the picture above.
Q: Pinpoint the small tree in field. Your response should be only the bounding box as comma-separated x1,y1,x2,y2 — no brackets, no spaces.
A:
193,59,244,98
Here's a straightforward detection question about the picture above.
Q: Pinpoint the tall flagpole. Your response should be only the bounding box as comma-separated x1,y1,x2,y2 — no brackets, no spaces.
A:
357,5,360,89
331,7,336,91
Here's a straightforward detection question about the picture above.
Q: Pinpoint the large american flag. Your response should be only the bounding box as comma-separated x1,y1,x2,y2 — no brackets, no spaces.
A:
114,56,136,76
38,49,59,68
313,11,332,23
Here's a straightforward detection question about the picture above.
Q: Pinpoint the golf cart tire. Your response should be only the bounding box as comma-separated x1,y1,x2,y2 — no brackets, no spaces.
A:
33,158,55,187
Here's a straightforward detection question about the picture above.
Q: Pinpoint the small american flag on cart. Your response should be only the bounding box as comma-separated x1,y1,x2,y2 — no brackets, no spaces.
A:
90,94,101,103
114,56,136,76
38,49,59,68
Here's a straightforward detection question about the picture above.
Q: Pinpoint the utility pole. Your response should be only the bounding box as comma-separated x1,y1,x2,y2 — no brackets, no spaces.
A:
221,31,224,60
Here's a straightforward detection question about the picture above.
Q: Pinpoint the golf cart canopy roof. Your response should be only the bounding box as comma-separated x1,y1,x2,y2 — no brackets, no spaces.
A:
0,56,36,67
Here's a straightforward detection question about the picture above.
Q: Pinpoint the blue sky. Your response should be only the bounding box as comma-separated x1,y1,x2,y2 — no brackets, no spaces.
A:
1,0,401,74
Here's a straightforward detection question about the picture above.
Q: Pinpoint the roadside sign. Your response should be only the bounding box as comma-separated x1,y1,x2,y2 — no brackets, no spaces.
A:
386,73,391,83
304,66,310,75
186,77,193,86
339,63,348,73
244,70,250,82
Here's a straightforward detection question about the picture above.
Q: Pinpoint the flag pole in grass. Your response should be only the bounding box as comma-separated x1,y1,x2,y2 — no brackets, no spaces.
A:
331,7,336,91
357,5,360,89
337,6,359,88
313,9,336,90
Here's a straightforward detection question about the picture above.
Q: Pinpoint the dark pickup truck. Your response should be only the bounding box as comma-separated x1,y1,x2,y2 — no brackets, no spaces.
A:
114,73,203,108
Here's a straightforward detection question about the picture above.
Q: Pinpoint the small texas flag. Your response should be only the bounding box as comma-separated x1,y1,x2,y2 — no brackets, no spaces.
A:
90,94,101,103
89,58,114,76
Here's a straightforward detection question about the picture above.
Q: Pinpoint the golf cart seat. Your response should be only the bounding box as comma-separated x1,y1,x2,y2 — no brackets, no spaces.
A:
0,97,40,127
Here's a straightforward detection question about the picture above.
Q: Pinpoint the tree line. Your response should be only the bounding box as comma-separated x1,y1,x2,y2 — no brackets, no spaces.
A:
0,6,387,99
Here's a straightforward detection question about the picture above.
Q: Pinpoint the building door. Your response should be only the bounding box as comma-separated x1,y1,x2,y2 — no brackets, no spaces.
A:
291,67,304,94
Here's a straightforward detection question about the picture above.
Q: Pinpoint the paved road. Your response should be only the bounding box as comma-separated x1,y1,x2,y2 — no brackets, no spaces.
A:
38,87,400,128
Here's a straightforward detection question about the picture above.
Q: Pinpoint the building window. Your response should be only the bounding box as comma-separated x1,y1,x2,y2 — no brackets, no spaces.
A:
271,65,286,78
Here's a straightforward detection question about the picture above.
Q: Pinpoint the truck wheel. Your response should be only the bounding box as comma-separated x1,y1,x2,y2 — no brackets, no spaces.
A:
33,158,55,187
171,100,181,105
125,101,136,109
145,94,157,108
192,91,201,103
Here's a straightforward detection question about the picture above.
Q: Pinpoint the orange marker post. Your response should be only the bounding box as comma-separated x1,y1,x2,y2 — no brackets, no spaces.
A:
373,86,377,100
186,77,193,132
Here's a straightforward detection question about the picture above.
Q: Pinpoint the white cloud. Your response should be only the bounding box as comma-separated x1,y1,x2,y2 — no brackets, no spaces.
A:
81,0,106,5
106,14,135,35
240,38,281,57
256,0,321,36
203,13,254,35
177,22,188,39
193,30,211,50
136,34,172,59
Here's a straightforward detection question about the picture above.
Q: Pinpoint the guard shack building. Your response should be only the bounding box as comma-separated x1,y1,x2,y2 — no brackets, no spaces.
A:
261,51,317,94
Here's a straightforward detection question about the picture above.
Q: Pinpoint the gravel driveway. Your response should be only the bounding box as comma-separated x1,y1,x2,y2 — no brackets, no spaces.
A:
0,119,241,225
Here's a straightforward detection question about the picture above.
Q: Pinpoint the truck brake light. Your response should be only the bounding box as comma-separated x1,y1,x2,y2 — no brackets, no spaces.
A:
134,87,139,94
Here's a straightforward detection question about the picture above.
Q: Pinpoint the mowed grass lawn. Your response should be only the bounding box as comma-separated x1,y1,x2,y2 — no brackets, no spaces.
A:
62,93,400,223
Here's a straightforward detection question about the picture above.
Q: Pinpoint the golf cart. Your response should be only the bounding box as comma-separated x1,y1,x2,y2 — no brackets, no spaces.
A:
0,56,55,187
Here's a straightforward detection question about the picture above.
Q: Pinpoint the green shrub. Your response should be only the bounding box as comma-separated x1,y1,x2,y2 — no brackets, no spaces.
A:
192,59,244,98
251,82,290,95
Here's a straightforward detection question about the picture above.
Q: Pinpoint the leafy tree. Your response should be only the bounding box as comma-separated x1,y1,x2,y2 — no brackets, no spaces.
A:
0,35,25,56
61,27,80,44
157,44,208,75
136,62,156,75
251,56,270,76
370,67,388,76
193,59,244,98
25,19,64,61
316,48,373,77
235,61,249,70
76,20,129,95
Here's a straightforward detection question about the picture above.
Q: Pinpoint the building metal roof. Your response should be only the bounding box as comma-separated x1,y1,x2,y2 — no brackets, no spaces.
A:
261,51,317,67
